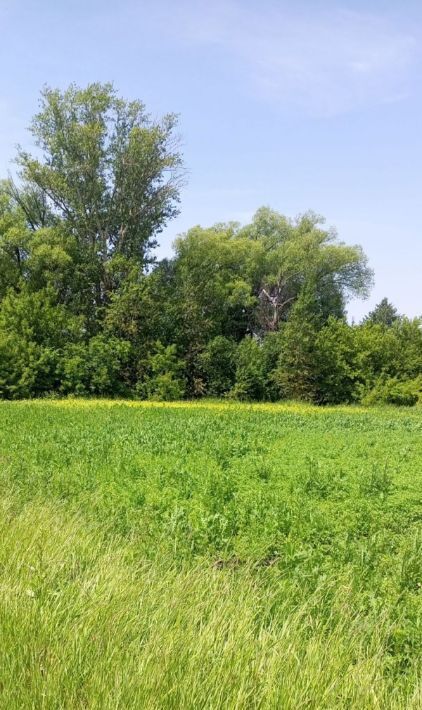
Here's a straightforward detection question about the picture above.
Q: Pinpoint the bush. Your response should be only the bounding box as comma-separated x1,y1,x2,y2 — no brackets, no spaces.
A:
197,336,237,396
0,334,58,399
0,287,83,348
313,318,359,404
0,287,85,398
59,336,131,396
229,337,267,400
362,377,420,407
137,341,186,401
355,319,422,388
270,290,320,402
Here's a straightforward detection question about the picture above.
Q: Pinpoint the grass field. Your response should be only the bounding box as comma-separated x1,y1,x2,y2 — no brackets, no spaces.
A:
0,400,421,708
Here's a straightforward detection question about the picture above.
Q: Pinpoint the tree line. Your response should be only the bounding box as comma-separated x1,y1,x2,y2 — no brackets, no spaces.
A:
0,83,421,404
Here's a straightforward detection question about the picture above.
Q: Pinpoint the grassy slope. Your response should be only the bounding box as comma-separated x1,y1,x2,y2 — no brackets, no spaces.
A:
0,400,420,708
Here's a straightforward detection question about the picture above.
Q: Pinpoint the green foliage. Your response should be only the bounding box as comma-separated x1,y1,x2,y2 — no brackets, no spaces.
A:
173,208,373,342
137,341,186,401
0,288,130,398
173,224,259,345
362,377,420,407
13,83,183,328
271,289,319,401
313,317,359,403
274,314,422,406
241,207,373,331
104,259,179,364
229,336,267,400
18,83,183,264
363,297,401,327
0,84,420,404
59,336,131,396
355,318,422,390
0,184,30,298
197,336,237,396
0,288,82,398
0,334,58,399
0,287,83,347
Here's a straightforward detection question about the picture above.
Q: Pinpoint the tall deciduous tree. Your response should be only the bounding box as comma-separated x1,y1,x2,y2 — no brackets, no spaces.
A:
239,208,373,332
15,83,183,322
171,208,373,346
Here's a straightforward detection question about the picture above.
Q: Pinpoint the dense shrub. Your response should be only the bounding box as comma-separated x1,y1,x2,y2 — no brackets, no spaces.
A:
313,317,360,403
362,377,420,407
0,288,82,398
59,336,131,396
197,336,237,396
355,319,422,386
0,334,58,399
0,287,83,348
137,342,186,401
229,337,267,400
270,294,319,402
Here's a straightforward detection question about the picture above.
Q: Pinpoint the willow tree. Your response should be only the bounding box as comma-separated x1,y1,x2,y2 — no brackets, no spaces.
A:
239,208,374,332
171,208,373,344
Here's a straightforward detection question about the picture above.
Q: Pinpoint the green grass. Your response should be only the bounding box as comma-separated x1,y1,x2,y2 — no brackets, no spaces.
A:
0,400,420,708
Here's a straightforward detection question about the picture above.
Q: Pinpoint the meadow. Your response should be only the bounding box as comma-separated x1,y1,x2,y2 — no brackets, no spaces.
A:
0,399,420,708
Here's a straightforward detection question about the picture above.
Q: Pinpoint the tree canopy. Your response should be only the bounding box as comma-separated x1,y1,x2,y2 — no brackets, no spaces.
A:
0,83,420,405
11,83,183,329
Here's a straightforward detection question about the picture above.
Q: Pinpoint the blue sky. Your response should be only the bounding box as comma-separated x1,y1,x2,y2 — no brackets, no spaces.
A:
0,0,421,320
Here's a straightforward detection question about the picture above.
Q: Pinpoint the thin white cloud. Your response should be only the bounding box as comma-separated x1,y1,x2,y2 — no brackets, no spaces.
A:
160,2,419,115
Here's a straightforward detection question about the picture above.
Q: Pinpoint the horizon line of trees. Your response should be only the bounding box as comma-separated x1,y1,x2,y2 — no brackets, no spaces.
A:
0,83,421,405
